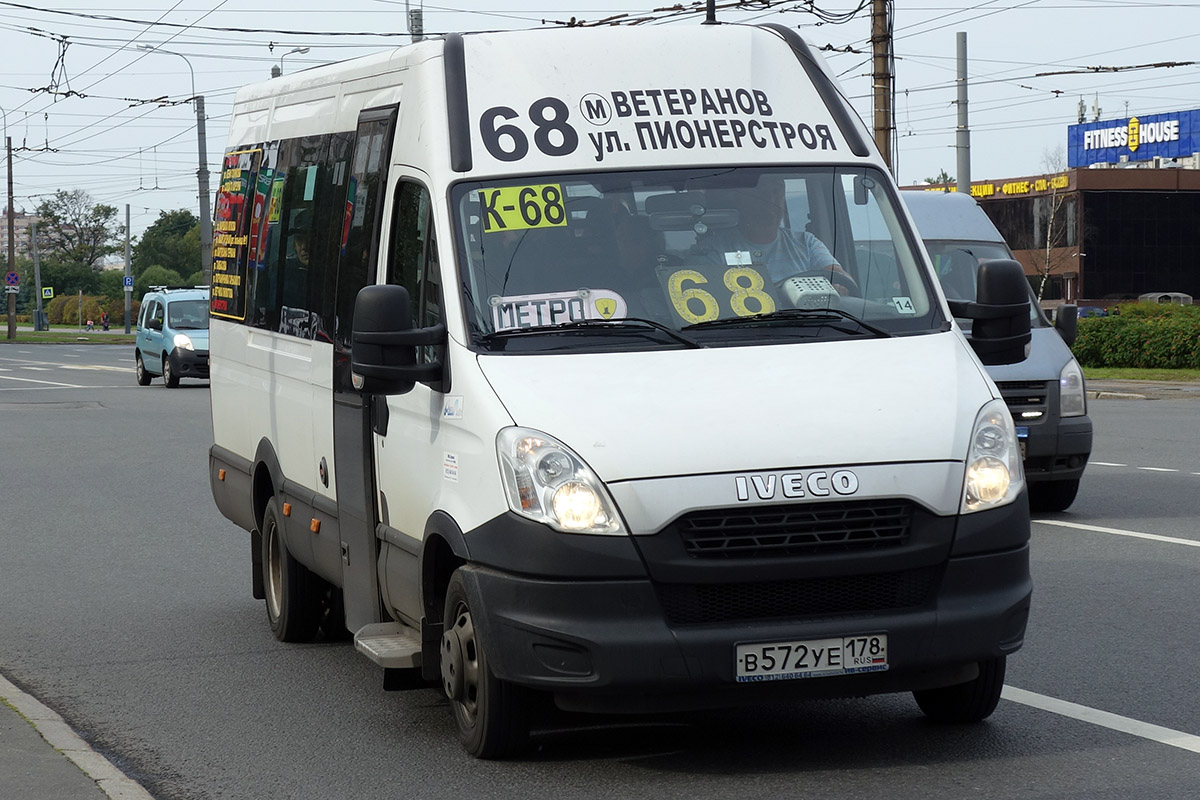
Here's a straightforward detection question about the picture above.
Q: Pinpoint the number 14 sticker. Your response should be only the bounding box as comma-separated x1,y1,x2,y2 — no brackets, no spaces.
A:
891,296,917,315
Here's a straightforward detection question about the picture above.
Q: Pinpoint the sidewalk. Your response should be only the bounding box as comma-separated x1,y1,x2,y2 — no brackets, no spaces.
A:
0,676,153,800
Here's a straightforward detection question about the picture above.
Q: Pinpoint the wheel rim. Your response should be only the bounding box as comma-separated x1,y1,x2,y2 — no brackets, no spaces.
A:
444,600,482,722
163,359,172,384
136,356,144,381
265,518,283,621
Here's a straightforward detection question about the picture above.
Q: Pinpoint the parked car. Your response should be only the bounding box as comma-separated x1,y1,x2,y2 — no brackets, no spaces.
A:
134,286,210,387
902,191,1092,512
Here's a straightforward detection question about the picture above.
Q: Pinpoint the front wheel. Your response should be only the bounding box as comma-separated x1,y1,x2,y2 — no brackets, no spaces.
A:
441,569,529,759
135,353,152,386
1029,479,1080,513
162,355,180,388
914,656,1006,723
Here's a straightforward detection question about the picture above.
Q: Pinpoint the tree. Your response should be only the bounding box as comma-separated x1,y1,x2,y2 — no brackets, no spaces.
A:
924,169,955,187
136,265,185,297
1034,148,1071,301
34,189,124,270
132,209,201,279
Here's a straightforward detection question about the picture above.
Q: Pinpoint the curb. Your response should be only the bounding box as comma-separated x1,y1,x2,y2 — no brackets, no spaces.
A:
0,676,154,800
1087,390,1148,400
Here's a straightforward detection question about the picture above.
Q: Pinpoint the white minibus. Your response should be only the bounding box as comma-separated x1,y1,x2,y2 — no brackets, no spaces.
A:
209,22,1033,758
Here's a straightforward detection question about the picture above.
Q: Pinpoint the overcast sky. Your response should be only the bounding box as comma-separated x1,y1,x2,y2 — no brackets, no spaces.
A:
0,0,1194,238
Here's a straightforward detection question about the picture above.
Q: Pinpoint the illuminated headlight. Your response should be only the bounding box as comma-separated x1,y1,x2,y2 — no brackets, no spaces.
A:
962,398,1025,513
1060,358,1086,417
497,428,623,534
173,333,195,351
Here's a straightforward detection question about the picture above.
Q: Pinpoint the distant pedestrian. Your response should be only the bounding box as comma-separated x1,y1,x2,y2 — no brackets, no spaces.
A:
86,318,94,331
101,311,110,331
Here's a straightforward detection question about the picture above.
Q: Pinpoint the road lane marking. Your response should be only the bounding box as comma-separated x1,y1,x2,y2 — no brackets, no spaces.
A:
1003,686,1200,755
1035,519,1200,548
0,374,84,388
60,365,134,373
1091,462,1127,467
1137,466,1179,472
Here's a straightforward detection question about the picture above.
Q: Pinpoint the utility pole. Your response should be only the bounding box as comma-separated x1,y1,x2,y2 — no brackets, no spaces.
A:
195,96,213,287
955,32,971,195
32,222,44,331
871,0,893,171
6,135,15,340
124,204,132,333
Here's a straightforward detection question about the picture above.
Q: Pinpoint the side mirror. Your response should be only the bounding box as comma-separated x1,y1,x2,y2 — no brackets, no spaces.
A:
946,259,1031,365
1054,304,1078,347
351,284,447,396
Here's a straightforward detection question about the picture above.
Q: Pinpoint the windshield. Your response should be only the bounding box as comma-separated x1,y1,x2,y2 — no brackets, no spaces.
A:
924,240,1044,327
167,299,210,330
452,167,942,352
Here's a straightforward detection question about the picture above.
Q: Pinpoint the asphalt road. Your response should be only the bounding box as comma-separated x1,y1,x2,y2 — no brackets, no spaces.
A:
2,344,1198,799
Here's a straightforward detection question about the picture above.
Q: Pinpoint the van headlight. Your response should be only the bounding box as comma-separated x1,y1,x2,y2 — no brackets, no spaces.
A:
1060,358,1086,417
497,427,623,534
173,333,195,351
962,398,1025,513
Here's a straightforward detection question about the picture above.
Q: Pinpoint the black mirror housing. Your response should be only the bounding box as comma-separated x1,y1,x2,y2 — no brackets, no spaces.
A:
946,259,1032,366
351,285,447,396
1054,304,1078,347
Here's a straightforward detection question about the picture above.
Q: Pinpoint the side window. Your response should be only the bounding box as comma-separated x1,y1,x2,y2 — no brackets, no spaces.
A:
151,301,165,327
388,180,442,363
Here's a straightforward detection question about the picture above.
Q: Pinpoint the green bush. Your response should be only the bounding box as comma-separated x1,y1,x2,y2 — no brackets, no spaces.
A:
1075,303,1200,369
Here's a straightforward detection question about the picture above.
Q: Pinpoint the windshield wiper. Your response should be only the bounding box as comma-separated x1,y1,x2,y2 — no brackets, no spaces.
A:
683,307,892,338
480,318,704,349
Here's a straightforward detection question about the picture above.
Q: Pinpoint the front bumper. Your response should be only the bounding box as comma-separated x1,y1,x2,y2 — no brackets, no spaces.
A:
169,347,210,379
460,498,1031,712
1021,414,1092,483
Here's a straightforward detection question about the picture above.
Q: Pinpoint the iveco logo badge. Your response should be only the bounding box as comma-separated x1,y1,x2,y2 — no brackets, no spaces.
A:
734,470,860,502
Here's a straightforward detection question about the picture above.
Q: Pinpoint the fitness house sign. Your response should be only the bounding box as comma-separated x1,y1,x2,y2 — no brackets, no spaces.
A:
1068,109,1198,167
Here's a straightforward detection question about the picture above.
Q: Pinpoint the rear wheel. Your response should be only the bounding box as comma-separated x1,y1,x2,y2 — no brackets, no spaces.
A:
1029,479,1080,513
135,353,152,386
914,656,1006,723
162,355,180,388
441,569,529,759
261,498,322,642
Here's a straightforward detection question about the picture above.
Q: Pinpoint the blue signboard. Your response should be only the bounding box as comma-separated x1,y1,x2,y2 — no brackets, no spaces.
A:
1068,109,1200,167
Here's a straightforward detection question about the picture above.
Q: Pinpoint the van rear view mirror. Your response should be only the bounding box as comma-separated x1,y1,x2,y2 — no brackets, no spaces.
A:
1054,304,1078,347
946,259,1031,365
351,285,447,395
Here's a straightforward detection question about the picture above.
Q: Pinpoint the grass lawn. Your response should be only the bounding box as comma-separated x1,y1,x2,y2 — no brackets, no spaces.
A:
1084,367,1200,382
2,327,137,345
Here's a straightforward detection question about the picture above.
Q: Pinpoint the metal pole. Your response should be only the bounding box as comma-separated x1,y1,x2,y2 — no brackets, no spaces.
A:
196,96,213,286
32,222,43,330
955,32,971,195
871,0,893,171
6,135,15,340
124,204,132,333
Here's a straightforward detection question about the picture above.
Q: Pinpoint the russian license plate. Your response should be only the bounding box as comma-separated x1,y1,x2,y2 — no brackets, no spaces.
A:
735,635,888,683
1016,426,1029,459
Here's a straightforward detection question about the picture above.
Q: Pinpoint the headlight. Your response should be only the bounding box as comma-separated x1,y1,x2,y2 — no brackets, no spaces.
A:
1059,358,1086,417
496,428,623,534
173,333,195,351
962,398,1025,513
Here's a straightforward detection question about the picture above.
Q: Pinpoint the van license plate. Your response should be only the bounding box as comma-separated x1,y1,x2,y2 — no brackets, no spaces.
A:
735,635,888,683
1016,426,1029,459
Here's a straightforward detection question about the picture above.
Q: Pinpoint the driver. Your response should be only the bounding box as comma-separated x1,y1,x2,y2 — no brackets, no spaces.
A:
702,175,852,295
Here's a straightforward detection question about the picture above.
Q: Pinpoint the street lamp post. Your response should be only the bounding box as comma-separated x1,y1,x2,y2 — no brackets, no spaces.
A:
137,45,214,288
279,47,310,76
2,104,15,340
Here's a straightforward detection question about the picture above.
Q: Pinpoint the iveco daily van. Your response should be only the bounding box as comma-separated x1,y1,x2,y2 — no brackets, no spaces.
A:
902,191,1091,511
208,23,1033,758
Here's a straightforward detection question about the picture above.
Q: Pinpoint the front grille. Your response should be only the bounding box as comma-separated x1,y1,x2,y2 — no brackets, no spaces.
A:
998,380,1049,422
677,500,912,559
656,567,940,626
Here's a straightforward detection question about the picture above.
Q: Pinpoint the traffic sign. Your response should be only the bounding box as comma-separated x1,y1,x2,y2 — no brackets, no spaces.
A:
4,286,17,295
123,276,134,288
42,287,54,299
4,271,18,286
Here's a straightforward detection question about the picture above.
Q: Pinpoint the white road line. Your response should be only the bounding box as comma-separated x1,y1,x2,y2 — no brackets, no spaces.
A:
1091,461,1127,467
0,374,84,388
1137,466,1179,472
1034,519,1200,548
0,675,155,800
21,366,52,371
1004,686,1200,755
60,365,134,373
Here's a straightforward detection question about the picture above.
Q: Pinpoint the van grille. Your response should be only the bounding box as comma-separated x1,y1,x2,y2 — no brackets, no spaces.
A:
997,380,1049,422
656,567,940,626
677,500,912,559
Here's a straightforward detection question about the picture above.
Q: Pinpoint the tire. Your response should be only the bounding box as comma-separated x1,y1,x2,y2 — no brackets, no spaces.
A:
441,569,529,759
914,656,1006,723
261,498,322,643
1029,479,1080,513
162,355,180,388
135,353,152,386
